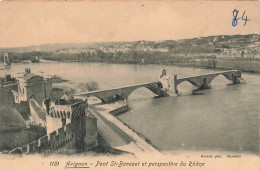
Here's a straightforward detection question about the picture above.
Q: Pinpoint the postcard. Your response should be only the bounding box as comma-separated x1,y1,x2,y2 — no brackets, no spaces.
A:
0,1,259,170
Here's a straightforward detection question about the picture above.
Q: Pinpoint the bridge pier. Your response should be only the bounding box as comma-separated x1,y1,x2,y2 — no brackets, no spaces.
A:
100,94,127,104
232,72,243,84
174,75,179,94
198,83,211,90
198,78,211,90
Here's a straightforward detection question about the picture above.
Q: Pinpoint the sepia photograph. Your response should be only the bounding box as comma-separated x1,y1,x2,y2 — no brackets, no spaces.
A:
0,1,259,170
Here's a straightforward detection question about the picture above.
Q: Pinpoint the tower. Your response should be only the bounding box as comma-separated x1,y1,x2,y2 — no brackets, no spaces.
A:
13,68,52,105
3,53,11,66
44,98,97,151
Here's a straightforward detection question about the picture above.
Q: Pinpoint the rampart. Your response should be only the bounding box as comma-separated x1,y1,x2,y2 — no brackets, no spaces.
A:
7,123,74,155
6,99,97,155
47,101,87,119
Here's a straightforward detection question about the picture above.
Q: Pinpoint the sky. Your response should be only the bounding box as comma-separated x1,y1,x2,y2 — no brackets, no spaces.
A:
0,1,259,48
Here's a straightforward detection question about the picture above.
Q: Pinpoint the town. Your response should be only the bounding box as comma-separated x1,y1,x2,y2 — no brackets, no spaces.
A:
1,34,260,73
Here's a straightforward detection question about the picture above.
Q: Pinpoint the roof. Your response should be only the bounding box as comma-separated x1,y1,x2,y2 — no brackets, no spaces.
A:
60,94,71,101
55,97,85,105
20,74,44,82
0,108,29,132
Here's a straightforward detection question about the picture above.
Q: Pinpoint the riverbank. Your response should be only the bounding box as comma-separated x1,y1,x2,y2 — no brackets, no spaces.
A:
160,59,260,74
87,102,160,157
216,59,260,73
52,59,260,74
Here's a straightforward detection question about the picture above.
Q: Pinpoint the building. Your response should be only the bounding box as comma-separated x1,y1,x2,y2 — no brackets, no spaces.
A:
12,68,52,105
43,98,98,152
51,88,64,101
0,74,17,108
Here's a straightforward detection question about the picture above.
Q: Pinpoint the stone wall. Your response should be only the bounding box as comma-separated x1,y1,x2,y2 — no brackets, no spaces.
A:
109,105,128,116
7,123,73,155
84,117,98,150
27,125,46,143
46,115,63,134
6,100,98,155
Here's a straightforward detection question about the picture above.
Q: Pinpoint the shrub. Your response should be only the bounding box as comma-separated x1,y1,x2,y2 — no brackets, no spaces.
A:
76,81,99,93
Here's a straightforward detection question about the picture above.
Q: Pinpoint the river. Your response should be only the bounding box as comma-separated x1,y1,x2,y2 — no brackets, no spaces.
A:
0,62,259,154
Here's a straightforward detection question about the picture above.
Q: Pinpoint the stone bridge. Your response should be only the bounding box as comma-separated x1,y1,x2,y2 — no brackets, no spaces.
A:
75,81,168,103
174,70,242,94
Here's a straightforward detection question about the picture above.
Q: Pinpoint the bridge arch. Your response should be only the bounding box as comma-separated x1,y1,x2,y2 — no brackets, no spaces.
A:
207,73,233,85
122,85,161,99
177,79,201,88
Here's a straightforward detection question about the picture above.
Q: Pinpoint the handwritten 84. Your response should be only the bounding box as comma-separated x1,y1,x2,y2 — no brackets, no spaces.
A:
232,8,250,27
